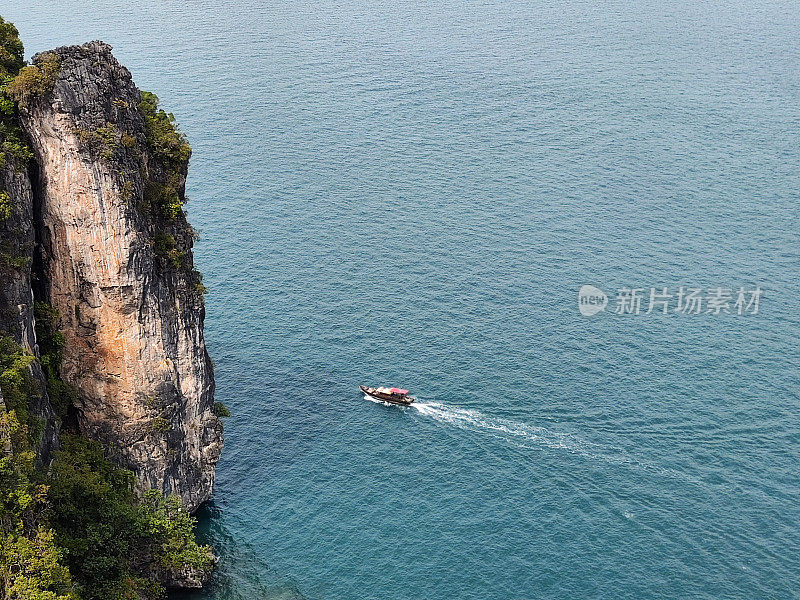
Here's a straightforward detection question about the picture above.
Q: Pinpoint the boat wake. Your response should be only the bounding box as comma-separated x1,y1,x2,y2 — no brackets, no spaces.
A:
407,400,696,482
411,400,595,454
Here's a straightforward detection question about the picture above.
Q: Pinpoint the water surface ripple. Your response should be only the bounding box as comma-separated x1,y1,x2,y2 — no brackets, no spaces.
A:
10,1,800,598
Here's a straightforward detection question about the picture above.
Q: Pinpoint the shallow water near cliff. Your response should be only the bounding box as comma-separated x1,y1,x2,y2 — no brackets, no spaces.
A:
10,1,800,598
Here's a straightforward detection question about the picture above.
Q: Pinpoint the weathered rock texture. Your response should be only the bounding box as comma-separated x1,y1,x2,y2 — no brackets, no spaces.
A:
17,41,222,511
0,159,36,349
0,150,59,461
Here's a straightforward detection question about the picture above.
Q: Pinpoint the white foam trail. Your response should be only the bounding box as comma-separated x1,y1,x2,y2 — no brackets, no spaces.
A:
411,400,594,454
407,399,696,483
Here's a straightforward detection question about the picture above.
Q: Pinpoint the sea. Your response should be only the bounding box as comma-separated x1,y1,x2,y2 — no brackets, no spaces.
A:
8,1,800,598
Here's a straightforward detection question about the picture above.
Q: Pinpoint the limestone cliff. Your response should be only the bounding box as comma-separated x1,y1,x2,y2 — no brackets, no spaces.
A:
15,41,222,511
0,156,36,349
0,142,59,461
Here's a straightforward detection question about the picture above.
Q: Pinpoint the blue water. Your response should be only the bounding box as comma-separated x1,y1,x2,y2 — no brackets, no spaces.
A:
10,1,800,598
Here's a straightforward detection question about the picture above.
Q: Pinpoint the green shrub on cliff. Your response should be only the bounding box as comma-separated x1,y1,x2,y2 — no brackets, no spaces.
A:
137,491,215,573
0,246,31,271
140,91,191,222
147,416,171,434
0,526,78,600
0,18,23,78
0,411,78,600
0,17,23,118
0,126,34,167
47,436,213,600
0,336,40,440
0,17,34,167
0,190,11,221
153,231,185,269
33,302,78,420
33,303,64,378
73,123,120,161
192,268,208,295
46,435,146,600
0,411,47,534
144,178,185,221
213,402,230,418
7,52,60,107
140,91,191,165
0,371,77,600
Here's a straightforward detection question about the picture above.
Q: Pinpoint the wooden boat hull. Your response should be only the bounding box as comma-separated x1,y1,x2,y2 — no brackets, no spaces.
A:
360,385,415,405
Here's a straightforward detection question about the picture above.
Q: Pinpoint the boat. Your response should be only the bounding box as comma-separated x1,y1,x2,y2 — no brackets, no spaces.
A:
359,385,415,406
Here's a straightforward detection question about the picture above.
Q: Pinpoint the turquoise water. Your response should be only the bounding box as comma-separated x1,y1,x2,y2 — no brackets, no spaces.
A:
10,1,800,598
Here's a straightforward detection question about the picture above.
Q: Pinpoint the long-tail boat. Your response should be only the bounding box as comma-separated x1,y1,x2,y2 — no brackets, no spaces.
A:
359,385,415,406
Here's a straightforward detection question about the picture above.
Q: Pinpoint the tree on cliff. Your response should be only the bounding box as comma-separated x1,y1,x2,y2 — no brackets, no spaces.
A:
0,409,77,600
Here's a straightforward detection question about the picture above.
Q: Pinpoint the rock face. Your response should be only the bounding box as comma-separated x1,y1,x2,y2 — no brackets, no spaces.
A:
0,150,59,462
17,41,222,511
0,159,36,350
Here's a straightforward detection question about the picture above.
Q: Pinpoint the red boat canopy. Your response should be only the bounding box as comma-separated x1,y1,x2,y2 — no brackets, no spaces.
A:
389,388,408,395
